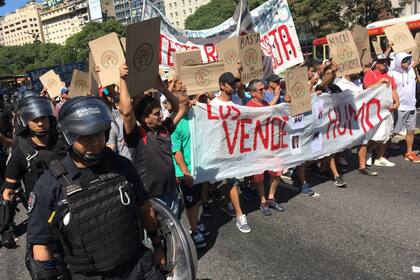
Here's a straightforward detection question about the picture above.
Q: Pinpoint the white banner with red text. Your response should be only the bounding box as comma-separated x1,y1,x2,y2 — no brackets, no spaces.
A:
189,86,393,183
143,0,304,75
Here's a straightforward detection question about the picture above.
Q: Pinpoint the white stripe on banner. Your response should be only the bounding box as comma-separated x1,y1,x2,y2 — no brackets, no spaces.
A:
189,86,393,183
143,0,304,75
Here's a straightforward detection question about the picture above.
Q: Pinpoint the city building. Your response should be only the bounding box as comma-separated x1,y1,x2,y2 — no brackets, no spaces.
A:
87,0,116,22
0,1,44,46
164,0,210,29
392,0,419,16
41,0,90,45
0,17,4,46
114,0,165,25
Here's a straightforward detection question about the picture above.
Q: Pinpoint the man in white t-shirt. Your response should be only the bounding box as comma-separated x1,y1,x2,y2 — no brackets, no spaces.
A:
390,52,420,163
210,72,251,233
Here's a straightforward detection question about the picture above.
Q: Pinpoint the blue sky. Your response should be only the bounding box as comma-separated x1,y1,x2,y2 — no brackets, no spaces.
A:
0,0,42,16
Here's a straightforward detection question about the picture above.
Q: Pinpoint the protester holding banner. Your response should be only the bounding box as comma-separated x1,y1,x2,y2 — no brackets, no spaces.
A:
363,55,400,167
210,72,251,233
246,79,285,216
390,52,420,163
119,64,186,217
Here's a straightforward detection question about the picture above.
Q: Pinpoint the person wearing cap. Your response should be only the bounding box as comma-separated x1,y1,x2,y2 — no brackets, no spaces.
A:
363,54,400,168
54,87,70,116
26,96,166,280
264,74,286,104
1,92,66,248
390,52,420,163
209,72,251,233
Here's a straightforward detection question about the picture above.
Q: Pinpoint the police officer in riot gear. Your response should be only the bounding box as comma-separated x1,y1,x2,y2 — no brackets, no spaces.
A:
27,96,166,279
0,92,66,248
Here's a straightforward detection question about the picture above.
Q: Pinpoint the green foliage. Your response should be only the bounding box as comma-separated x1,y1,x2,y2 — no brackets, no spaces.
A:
0,0,5,7
0,20,125,75
185,0,237,30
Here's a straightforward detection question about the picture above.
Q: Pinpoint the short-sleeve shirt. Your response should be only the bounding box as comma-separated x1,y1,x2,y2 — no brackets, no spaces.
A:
124,118,178,197
27,148,149,245
171,116,191,178
363,70,397,90
246,99,269,107
107,112,133,161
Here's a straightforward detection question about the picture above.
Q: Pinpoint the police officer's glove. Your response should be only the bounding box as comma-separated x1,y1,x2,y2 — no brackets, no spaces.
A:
0,227,17,249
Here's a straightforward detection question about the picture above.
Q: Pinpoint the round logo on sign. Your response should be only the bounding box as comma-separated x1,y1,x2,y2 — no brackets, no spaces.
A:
183,59,197,66
133,43,153,72
393,32,408,44
244,48,258,67
224,50,238,65
75,80,88,90
101,50,119,69
337,45,354,61
47,79,57,88
291,83,305,99
195,69,211,86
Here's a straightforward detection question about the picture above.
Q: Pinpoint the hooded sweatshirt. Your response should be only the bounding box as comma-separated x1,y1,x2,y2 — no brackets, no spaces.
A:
390,52,417,111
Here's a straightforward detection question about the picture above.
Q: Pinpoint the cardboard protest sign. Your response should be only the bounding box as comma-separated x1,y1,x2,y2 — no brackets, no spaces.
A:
174,49,202,77
126,17,160,97
285,66,311,116
384,23,417,53
39,70,64,98
120,37,126,52
372,39,383,56
70,70,91,97
326,30,362,77
216,33,263,84
88,32,125,87
352,25,372,65
179,61,225,96
411,33,420,62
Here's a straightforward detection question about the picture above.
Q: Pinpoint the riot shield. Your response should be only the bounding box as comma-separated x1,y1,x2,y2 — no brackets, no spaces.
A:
149,198,197,280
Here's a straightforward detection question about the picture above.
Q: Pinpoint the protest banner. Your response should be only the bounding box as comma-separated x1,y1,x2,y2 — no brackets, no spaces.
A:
126,17,161,97
70,70,91,97
327,30,362,77
179,61,225,96
285,67,311,116
384,23,417,53
142,0,304,75
216,33,264,84
372,39,383,56
39,70,64,98
174,49,202,77
189,85,393,183
352,25,372,65
88,32,125,87
27,61,86,92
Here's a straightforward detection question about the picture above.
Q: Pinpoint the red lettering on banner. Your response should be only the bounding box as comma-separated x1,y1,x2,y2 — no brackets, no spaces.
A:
278,25,297,61
219,106,231,120
223,120,240,155
231,106,241,120
348,103,366,133
167,39,176,66
240,119,252,153
204,44,217,62
327,108,338,140
271,116,288,150
253,118,270,150
365,98,382,129
336,107,347,136
207,104,219,120
267,29,284,68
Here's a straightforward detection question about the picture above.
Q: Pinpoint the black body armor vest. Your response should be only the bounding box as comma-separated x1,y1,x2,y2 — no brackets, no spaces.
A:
49,161,143,273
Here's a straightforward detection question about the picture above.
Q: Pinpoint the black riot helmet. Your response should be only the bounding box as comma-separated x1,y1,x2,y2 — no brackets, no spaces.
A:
58,96,114,146
17,93,54,127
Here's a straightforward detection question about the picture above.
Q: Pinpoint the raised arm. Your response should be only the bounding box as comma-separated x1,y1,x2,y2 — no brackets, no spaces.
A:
119,64,137,135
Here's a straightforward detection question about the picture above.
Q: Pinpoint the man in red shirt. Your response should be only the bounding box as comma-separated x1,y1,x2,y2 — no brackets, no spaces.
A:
362,55,400,168
246,79,284,216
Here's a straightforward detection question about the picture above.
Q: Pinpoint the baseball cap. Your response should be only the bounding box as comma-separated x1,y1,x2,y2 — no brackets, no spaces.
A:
219,72,236,86
61,87,69,94
265,74,281,84
371,54,393,69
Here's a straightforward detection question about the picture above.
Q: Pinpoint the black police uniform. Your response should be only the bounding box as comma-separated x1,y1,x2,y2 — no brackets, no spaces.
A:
27,148,157,280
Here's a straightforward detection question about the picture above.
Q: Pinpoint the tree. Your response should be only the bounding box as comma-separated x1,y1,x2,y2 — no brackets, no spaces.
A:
0,1,5,7
185,0,237,30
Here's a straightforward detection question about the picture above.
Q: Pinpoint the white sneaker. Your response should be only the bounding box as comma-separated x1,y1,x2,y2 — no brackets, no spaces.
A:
374,157,395,167
366,153,372,166
235,214,251,233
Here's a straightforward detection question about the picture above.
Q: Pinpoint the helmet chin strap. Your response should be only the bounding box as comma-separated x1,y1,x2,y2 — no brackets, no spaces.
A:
71,147,105,165
29,130,49,137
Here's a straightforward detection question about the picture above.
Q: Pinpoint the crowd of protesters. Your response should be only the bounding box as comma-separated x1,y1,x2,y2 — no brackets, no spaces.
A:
0,43,419,258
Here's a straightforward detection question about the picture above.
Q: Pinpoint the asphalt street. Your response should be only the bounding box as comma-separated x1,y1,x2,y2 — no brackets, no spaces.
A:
1,120,420,280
